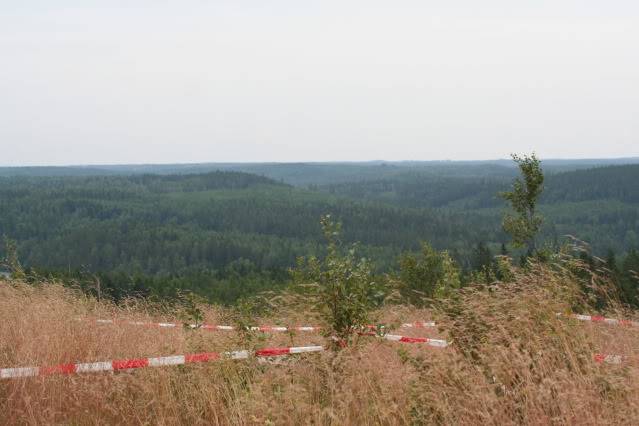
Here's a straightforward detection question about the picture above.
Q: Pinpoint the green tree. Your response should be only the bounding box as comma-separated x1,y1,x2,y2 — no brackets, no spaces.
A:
1,237,25,280
399,242,461,305
500,153,545,256
620,249,639,307
291,215,382,342
472,242,494,281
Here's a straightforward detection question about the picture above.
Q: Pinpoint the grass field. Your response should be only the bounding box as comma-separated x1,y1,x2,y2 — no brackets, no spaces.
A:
2,263,639,425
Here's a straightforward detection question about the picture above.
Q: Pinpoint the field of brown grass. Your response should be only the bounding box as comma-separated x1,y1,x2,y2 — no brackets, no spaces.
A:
1,263,639,425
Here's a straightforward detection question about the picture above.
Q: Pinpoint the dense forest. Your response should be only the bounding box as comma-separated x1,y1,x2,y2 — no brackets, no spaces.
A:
1,161,638,303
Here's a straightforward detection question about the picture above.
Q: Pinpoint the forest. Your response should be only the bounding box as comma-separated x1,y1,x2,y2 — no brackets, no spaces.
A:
1,161,638,304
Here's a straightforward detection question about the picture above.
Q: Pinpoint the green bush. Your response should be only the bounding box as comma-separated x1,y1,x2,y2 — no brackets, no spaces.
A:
399,242,461,305
291,215,384,342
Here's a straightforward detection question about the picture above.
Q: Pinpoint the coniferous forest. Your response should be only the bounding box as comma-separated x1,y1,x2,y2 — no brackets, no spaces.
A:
1,160,638,304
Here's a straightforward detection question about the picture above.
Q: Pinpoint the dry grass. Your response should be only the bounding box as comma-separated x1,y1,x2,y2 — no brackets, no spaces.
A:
1,263,638,425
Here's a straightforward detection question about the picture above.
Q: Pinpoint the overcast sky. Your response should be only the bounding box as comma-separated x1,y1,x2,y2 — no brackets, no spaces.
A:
1,1,638,166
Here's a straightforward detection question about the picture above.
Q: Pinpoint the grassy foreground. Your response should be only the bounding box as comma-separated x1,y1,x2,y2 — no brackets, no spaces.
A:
1,263,638,425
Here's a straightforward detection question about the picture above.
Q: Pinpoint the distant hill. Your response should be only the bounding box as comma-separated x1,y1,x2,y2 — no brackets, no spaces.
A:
311,164,639,256
544,164,639,204
0,170,500,283
318,164,639,209
2,158,639,185
1,162,638,304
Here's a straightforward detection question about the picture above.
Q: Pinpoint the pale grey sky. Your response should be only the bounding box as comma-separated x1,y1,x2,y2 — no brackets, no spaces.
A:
1,1,638,166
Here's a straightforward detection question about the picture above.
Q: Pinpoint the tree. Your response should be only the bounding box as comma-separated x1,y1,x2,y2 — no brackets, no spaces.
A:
1,237,25,280
291,215,382,342
398,242,461,305
470,242,495,284
500,153,545,256
620,249,639,307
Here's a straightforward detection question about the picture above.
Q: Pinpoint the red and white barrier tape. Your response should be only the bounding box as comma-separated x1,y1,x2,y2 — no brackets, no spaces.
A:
0,345,325,380
1,331,449,380
92,319,321,332
2,347,624,380
593,354,624,365
92,319,436,333
382,334,448,347
357,332,448,348
571,314,639,328
366,321,437,330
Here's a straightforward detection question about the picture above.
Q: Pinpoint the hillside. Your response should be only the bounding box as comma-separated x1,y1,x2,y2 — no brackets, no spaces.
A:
0,170,504,301
2,164,638,303
2,260,638,424
318,164,639,208
317,165,639,253
2,158,639,184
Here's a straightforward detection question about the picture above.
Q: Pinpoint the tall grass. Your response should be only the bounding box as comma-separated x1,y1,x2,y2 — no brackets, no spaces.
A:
1,260,638,425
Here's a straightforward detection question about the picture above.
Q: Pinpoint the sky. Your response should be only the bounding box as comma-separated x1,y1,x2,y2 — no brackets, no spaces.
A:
1,1,638,166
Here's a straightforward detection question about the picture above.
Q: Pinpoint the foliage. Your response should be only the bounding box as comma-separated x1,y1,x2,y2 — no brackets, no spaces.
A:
398,242,461,305
574,247,639,309
178,290,206,328
5,260,639,424
619,249,639,306
1,236,25,280
1,163,639,303
291,215,383,341
500,153,545,255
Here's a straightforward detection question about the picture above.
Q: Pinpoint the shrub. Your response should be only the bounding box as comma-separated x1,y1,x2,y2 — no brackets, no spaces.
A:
291,215,383,342
398,242,461,306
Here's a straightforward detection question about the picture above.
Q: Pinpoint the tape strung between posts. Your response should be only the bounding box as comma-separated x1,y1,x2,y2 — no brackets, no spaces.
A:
569,313,639,328
362,332,449,348
0,334,450,380
593,354,624,365
0,346,323,380
90,319,437,332
93,319,322,332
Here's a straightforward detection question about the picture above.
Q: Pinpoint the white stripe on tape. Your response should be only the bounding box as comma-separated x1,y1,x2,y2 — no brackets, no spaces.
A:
158,323,177,328
574,314,591,321
1,367,39,378
427,339,449,348
603,355,623,364
289,346,324,354
96,319,114,324
402,322,436,328
148,355,185,367
384,334,402,341
75,361,113,373
225,350,250,360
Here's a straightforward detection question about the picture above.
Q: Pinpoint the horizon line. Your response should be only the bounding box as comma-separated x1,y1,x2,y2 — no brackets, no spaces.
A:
2,156,639,169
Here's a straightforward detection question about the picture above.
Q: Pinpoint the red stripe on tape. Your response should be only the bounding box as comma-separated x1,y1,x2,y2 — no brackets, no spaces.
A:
255,347,291,357
112,358,149,370
199,325,217,330
40,363,77,376
399,336,429,343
